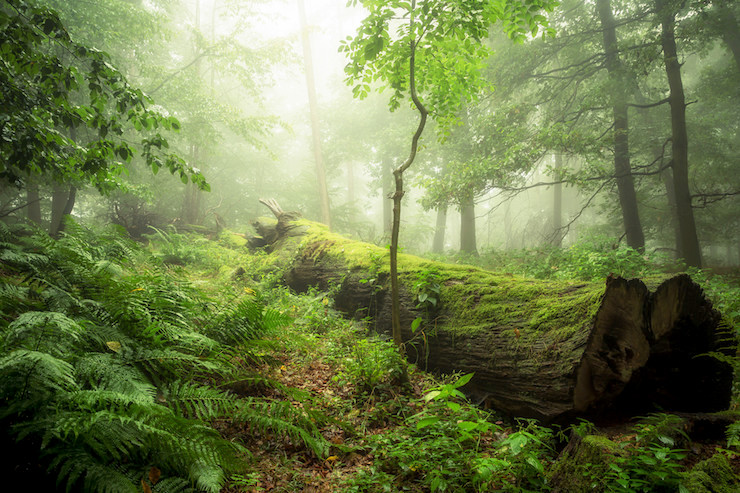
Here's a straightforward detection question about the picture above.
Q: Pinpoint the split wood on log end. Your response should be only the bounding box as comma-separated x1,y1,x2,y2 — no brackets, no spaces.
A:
574,274,735,420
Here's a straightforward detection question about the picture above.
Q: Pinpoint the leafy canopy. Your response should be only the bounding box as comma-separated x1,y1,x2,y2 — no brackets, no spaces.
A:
0,0,208,192
341,0,558,131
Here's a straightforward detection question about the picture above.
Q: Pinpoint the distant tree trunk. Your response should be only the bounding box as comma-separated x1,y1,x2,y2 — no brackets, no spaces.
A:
716,3,740,72
346,160,356,219
552,153,563,247
182,1,204,226
657,0,702,268
49,185,76,237
432,205,447,253
298,0,331,229
460,190,478,256
596,0,645,252
661,167,682,258
26,181,41,225
382,158,393,236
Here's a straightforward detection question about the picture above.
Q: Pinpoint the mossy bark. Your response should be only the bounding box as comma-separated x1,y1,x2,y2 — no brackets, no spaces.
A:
252,212,735,423
684,453,740,493
548,433,621,492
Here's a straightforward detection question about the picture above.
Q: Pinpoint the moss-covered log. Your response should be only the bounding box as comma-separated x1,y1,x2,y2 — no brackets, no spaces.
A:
250,207,735,423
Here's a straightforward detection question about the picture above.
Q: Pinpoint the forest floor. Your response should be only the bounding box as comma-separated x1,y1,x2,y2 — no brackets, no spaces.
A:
3,224,738,492
189,230,740,492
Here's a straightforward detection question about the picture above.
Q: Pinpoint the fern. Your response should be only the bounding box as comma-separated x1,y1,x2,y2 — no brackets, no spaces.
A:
2,311,86,355
236,398,329,458
164,380,239,420
0,220,331,491
0,349,77,403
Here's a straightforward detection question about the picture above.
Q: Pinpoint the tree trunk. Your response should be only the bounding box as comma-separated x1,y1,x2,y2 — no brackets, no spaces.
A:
716,3,740,73
460,190,478,255
382,158,393,236
26,181,41,225
657,0,702,268
552,153,563,246
297,0,331,229
252,212,735,423
49,185,76,237
432,205,447,254
596,0,645,252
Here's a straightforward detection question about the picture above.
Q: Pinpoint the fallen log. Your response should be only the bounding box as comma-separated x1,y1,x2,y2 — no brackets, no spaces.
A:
249,204,736,423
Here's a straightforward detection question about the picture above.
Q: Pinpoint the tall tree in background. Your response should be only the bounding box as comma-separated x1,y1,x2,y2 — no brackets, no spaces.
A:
298,0,331,228
342,0,557,348
596,0,645,251
656,0,702,267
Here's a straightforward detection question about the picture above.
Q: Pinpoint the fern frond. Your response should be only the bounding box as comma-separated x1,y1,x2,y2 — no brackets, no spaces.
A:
3,311,85,355
119,346,226,381
0,349,77,406
163,380,238,420
50,448,140,493
235,399,329,458
0,246,50,273
75,354,156,401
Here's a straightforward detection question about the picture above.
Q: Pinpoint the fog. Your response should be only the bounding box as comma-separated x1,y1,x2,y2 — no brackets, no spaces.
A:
4,0,739,268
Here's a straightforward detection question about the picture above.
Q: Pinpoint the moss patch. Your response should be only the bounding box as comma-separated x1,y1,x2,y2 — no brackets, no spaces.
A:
682,453,740,493
548,434,622,492
277,220,608,341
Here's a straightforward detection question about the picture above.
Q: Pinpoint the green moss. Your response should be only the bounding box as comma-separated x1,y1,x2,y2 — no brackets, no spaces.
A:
218,230,247,248
267,220,605,343
683,453,740,493
548,434,621,493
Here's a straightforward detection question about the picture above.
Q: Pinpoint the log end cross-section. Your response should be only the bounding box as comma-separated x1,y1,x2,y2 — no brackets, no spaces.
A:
574,275,734,419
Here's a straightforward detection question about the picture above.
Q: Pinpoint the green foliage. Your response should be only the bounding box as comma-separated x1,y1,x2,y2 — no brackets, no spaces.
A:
335,336,408,396
0,221,327,491
457,235,666,282
342,0,558,130
346,372,554,492
0,0,208,192
413,268,442,311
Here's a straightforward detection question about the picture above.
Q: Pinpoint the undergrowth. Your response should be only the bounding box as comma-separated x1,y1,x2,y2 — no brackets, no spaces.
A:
0,220,327,492
2,222,738,492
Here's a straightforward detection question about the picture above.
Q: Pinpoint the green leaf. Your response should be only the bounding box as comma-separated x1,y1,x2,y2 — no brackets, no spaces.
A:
423,390,441,402
457,421,478,432
411,317,422,333
452,372,474,388
416,416,440,430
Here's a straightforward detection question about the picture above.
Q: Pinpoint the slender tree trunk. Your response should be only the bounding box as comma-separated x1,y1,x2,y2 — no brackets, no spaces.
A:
552,153,563,247
182,1,203,225
26,181,41,224
460,191,478,255
596,0,645,252
657,0,702,268
432,205,447,253
298,0,331,228
390,1,428,349
382,158,393,236
49,185,76,237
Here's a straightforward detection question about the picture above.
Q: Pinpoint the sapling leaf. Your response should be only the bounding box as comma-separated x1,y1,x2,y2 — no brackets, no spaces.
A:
416,416,440,430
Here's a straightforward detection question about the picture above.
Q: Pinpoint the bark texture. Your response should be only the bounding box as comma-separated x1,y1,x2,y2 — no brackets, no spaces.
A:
252,208,735,423
657,0,702,268
596,0,645,252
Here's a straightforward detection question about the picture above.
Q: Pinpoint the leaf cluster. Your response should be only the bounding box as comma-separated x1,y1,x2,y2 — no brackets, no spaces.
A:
0,0,208,192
